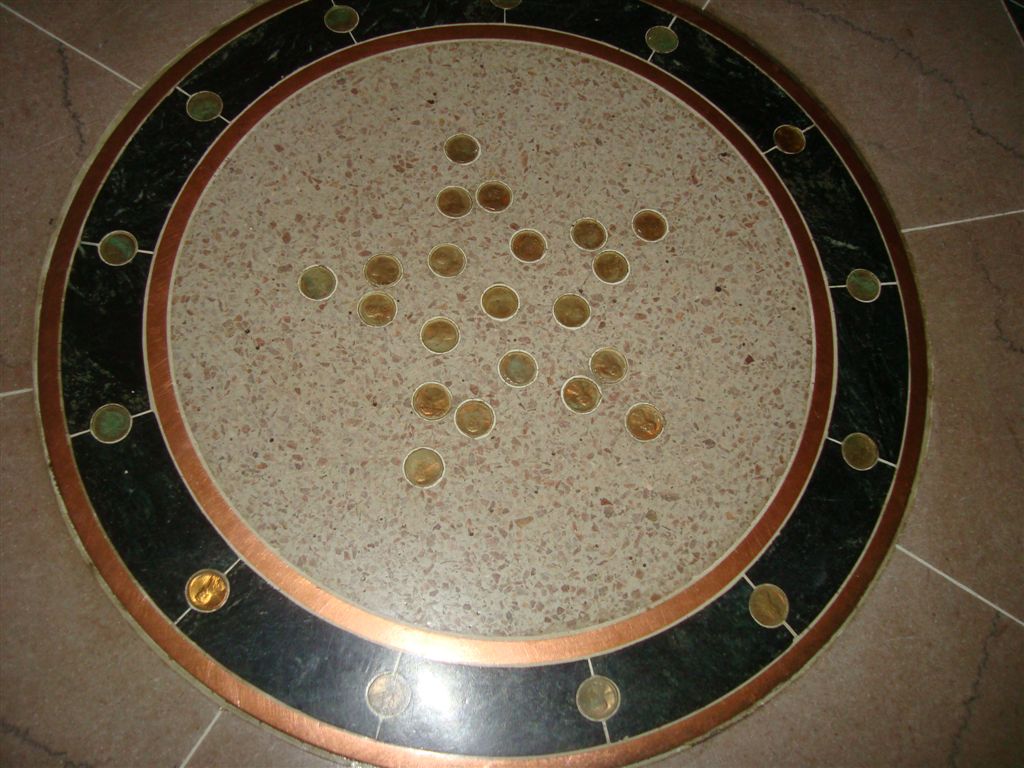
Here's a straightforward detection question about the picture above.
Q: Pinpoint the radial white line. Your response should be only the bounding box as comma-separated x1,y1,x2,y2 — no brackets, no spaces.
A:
176,85,192,98
173,607,192,626
0,3,141,89
0,388,33,399
68,428,90,439
782,621,798,639
741,573,756,589
876,457,898,469
901,209,1024,233
224,558,242,575
349,31,358,44
179,709,222,768
602,719,611,744
895,545,1024,628
667,15,677,29
586,657,595,676
801,124,816,133
701,0,712,9
826,436,843,445
827,281,898,289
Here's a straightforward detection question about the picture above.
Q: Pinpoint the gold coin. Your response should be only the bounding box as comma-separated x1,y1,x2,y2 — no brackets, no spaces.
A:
420,316,460,354
443,133,480,165
631,209,668,242
427,243,466,278
97,230,138,266
455,399,495,439
589,347,628,383
576,676,620,722
366,672,411,718
363,253,402,287
593,250,630,284
510,229,547,263
436,186,473,218
625,403,665,441
773,124,806,154
481,283,520,321
561,376,602,414
748,583,790,628
846,268,881,303
403,447,445,488
553,293,591,329
841,432,879,471
498,349,538,388
412,382,452,421
476,180,512,212
186,91,223,122
323,4,359,33
185,569,230,613
357,291,397,326
645,25,679,54
298,264,337,301
570,217,608,251
89,403,133,444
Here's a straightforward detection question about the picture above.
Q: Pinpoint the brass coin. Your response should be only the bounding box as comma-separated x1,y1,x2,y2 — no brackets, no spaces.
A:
846,268,882,303
403,447,445,488
589,347,628,383
645,25,679,54
97,230,138,266
454,399,495,439
298,264,337,301
626,402,665,441
841,432,879,471
323,4,359,33
420,316,460,354
570,217,608,251
481,283,520,321
576,676,621,722
773,124,806,155
411,382,452,421
498,349,538,388
561,376,602,414
748,583,790,628
553,293,591,329
436,186,473,218
510,229,547,263
366,672,411,718
186,90,223,122
592,250,630,284
357,291,397,327
443,133,480,165
363,253,403,287
427,243,467,278
476,180,512,213
185,569,230,613
632,209,668,242
89,403,132,444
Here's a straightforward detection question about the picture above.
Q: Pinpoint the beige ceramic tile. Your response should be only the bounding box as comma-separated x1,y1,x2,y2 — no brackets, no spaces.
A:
708,0,1024,228
0,394,220,766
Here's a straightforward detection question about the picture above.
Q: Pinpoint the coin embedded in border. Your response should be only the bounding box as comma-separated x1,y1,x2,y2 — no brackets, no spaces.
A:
773,124,807,154
323,4,359,33
420,316,460,354
443,133,481,165
454,399,495,439
846,268,882,303
185,91,223,122
645,25,679,54
632,209,668,243
480,283,520,321
412,382,453,421
97,230,138,266
841,432,879,471
561,376,602,414
89,403,133,444
366,672,412,718
570,218,608,251
403,447,445,488
185,569,230,613
357,291,397,327
498,349,538,388
476,180,512,213
576,676,621,722
553,293,592,329
427,243,467,278
363,253,403,287
626,402,665,441
510,229,547,263
592,250,630,284
436,186,473,218
298,264,338,301
590,347,628,384
748,583,790,628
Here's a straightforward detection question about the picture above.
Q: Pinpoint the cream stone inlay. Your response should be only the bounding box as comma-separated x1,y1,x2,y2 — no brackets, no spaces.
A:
169,41,813,637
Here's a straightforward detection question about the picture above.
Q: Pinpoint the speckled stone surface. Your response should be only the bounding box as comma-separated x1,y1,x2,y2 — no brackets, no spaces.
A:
169,40,812,637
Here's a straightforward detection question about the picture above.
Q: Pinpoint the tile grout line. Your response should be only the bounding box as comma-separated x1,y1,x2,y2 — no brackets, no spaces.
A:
701,0,712,9
0,388,33,399
901,208,1024,233
0,2,141,89
895,545,1024,628
178,708,222,768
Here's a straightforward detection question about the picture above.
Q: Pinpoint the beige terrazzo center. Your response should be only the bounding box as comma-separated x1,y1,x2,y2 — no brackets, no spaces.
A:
169,40,813,637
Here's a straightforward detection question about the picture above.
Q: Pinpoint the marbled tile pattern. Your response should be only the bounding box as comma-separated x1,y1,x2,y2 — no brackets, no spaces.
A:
169,40,813,637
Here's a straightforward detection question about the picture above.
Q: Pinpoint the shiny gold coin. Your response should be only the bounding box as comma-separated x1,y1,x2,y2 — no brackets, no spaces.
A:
420,316,460,354
846,268,882,303
185,569,230,613
403,447,445,488
593,250,630,284
443,133,480,165
553,293,591,329
89,403,132,444
185,91,223,122
363,253,403,287
626,402,665,442
476,180,512,212
427,243,467,278
632,209,668,242
411,382,452,421
841,432,879,471
97,230,138,266
298,264,338,301
454,399,495,439
561,376,602,414
748,583,790,628
436,186,473,218
366,672,411,718
323,4,359,33
570,217,608,251
357,291,396,326
498,349,538,388
773,124,807,154
576,676,621,722
510,229,547,263
589,347,628,383
481,283,520,321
